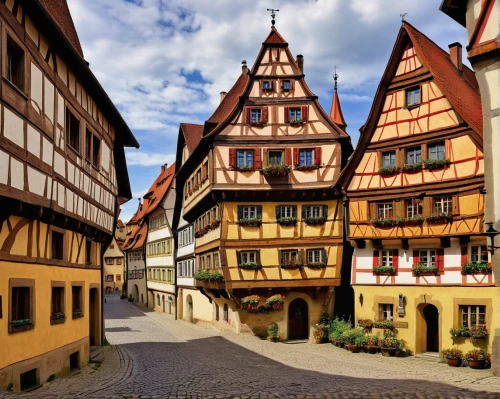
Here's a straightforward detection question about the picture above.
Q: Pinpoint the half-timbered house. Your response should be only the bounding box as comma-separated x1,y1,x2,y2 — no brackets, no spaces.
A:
103,236,125,293
175,25,352,339
339,22,496,355
0,0,138,391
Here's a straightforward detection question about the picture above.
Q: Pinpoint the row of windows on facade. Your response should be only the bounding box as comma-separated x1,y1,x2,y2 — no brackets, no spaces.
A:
260,79,294,92
245,106,308,124
147,268,174,283
147,239,172,256
104,257,122,266
381,142,446,168
128,252,144,262
198,252,221,269
7,283,84,330
373,245,488,268
185,161,209,196
228,148,321,170
236,205,328,220
178,226,194,248
149,214,167,231
51,231,95,264
375,196,455,219
378,303,484,328
195,206,220,231
105,274,121,282
177,259,195,277
214,302,229,323
237,249,327,265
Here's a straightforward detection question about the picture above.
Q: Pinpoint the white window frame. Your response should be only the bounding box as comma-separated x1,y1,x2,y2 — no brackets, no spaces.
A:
380,304,394,321
460,305,486,327
242,206,258,219
470,245,488,264
418,249,437,267
381,250,393,267
241,251,257,264
280,206,295,218
307,249,322,264
378,203,393,219
281,250,298,262
406,87,421,107
304,205,321,218
434,196,453,214
406,199,422,218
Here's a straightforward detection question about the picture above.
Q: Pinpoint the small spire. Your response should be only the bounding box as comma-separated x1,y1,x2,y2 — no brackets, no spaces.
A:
333,66,338,91
330,68,347,130
400,13,407,23
267,8,279,27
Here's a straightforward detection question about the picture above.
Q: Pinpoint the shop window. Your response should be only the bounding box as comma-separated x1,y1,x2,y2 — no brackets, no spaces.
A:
460,305,486,327
7,36,24,92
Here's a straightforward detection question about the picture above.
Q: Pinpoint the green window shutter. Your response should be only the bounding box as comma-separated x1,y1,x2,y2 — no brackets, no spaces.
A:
322,249,327,264
237,206,243,220
302,206,307,219
275,206,281,220
322,205,328,219
257,206,262,219
292,205,297,218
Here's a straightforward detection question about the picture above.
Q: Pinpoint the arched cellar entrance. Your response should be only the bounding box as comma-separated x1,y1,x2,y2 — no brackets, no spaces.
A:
288,298,309,340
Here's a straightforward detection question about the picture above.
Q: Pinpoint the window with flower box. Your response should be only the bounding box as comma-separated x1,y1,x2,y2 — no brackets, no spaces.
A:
418,250,436,267
406,146,421,164
302,205,325,218
381,250,393,267
470,245,488,264
238,205,261,220
9,279,35,333
307,249,326,264
379,304,393,321
460,305,486,327
377,203,393,219
428,142,446,161
269,150,283,165
406,199,422,217
276,205,297,219
434,196,453,214
240,251,257,264
280,250,300,267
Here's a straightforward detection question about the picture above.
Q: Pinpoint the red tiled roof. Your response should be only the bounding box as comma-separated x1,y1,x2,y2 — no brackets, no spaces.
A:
122,222,147,251
403,22,482,135
180,123,203,154
264,27,288,44
141,163,175,217
39,0,84,58
330,88,347,128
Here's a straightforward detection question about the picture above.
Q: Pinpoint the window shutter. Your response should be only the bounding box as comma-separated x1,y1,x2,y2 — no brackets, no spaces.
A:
256,250,261,265
292,205,297,218
373,250,379,268
236,250,241,265
293,148,300,165
314,147,322,166
437,248,445,272
261,107,269,123
254,149,262,169
322,249,327,264
270,80,274,91
246,108,251,124
302,106,308,122
460,246,468,266
291,80,295,91
392,249,399,270
452,195,459,215
413,250,419,267
286,148,292,165
300,249,306,264
322,205,328,219
256,206,262,219
284,107,290,123
229,148,236,168
275,206,281,220
237,206,243,221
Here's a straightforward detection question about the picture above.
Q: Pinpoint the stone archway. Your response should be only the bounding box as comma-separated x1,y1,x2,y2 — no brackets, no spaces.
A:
424,304,439,352
186,294,193,323
288,298,309,340
133,285,139,302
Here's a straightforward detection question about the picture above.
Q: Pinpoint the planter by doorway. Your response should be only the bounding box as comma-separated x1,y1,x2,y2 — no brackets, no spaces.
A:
381,348,397,357
312,337,323,344
468,360,485,369
367,346,379,354
446,358,462,367
347,344,361,353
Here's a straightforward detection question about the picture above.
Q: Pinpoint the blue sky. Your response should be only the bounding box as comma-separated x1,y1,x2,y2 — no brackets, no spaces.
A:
67,0,468,222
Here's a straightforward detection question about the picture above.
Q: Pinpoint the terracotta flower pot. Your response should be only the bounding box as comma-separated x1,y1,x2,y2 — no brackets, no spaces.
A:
468,360,485,369
269,336,279,343
367,346,379,354
446,358,462,367
348,344,360,353
313,337,323,344
381,348,397,357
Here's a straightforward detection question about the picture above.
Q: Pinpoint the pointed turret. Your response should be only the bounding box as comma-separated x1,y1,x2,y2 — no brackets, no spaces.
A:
329,71,347,130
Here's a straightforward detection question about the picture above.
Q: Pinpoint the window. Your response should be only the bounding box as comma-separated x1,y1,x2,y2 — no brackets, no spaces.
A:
381,250,393,267
307,249,324,264
377,203,393,219
428,142,445,161
92,135,100,169
269,151,283,165
471,245,488,263
7,36,24,91
240,206,259,219
116,274,121,281
406,146,421,164
278,205,297,218
434,196,453,214
51,286,64,316
237,150,253,168
168,269,173,282
250,109,262,123
206,255,211,269
51,231,64,260
460,305,486,327
406,86,421,107
281,250,299,263
303,205,323,218
85,240,92,265
299,149,314,166
223,303,229,322
11,287,31,322
406,199,422,217
85,130,92,163
162,270,166,281
262,81,272,90
289,108,301,121
282,80,291,90
105,275,113,282
380,304,394,321
418,249,437,267
71,285,83,317
382,151,396,167
240,251,257,264
214,253,220,268
116,258,122,265
66,108,81,153
105,258,114,265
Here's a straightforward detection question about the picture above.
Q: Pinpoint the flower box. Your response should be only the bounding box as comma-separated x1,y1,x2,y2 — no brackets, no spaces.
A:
235,166,255,172
402,163,423,173
281,261,303,269
412,264,440,276
289,119,303,126
379,166,398,176
239,262,262,270
306,262,326,269
373,321,394,330
294,165,319,172
277,217,297,226
241,295,261,310
10,319,33,327
426,213,453,224
450,326,471,338
469,325,489,340
357,319,373,328
372,266,396,276
461,262,492,275
405,215,424,226
72,311,84,319
262,164,291,178
250,122,266,128
304,216,326,226
194,270,224,283
50,312,66,325
370,217,405,228
265,294,285,311
424,159,451,171
237,218,262,227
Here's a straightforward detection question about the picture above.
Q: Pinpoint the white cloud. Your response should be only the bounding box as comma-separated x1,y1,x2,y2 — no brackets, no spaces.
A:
125,151,176,167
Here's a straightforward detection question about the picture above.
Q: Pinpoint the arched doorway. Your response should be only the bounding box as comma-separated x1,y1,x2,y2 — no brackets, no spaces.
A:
186,295,193,323
288,298,309,340
424,304,439,352
134,285,139,302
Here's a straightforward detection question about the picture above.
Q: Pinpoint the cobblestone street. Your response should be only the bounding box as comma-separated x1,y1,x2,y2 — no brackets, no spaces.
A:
4,293,500,399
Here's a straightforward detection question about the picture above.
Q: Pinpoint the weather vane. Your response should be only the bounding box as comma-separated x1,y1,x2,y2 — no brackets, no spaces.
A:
267,8,279,26
400,13,408,23
334,66,339,91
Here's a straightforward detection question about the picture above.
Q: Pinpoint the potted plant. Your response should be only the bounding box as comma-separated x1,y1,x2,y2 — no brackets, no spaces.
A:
328,317,351,346
405,215,424,226
280,259,303,269
304,216,327,225
380,331,402,356
239,262,262,270
365,335,380,354
370,217,405,228
262,164,291,178
241,295,261,310
267,322,279,342
441,348,463,367
424,159,451,171
426,213,453,224
357,319,373,329
412,264,440,276
461,262,492,275
73,309,84,318
236,165,255,172
402,163,423,173
378,166,398,176
289,118,303,126
352,335,367,353
372,266,396,276
194,270,225,283
312,324,328,344
450,326,471,338
465,349,490,369
265,294,285,311
341,328,365,352
277,217,298,226
237,218,262,227
373,320,394,330
307,261,326,269
469,325,489,340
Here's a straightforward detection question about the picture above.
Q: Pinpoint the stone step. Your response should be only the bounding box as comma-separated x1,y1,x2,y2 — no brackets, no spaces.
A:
415,352,440,362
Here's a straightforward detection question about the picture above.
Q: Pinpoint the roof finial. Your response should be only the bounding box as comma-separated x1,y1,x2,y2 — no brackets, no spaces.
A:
333,66,339,91
267,8,279,26
400,13,407,23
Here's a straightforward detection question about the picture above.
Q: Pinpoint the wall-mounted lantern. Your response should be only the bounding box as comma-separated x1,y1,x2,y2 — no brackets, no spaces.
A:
482,222,500,255
359,293,363,306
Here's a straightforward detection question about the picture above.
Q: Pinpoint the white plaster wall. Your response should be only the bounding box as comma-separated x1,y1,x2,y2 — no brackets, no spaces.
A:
147,281,175,294
4,108,23,149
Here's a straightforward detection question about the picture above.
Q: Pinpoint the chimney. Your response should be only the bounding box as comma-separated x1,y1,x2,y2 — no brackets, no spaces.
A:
296,54,304,74
161,163,168,171
220,92,227,103
448,42,462,71
241,60,248,75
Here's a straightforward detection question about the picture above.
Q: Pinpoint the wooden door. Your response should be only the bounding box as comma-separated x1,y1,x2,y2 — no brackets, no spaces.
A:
288,298,308,339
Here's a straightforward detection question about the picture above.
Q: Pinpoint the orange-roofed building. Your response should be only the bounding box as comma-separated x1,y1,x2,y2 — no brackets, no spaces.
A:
338,22,495,355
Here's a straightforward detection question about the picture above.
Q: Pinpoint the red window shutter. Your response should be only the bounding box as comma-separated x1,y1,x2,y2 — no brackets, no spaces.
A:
246,108,251,124
286,148,292,165
254,149,262,169
460,246,468,266
437,248,445,272
413,250,419,267
229,148,236,168
302,106,308,122
373,250,379,268
284,107,290,123
261,107,269,123
291,80,295,91
314,147,322,166
392,249,399,270
293,148,299,165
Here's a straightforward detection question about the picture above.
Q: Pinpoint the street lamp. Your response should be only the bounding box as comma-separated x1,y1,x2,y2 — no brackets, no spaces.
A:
482,222,500,255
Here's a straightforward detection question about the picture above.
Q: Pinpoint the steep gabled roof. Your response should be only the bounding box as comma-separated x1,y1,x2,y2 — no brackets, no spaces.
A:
141,163,176,217
264,26,288,44
122,222,147,251
39,0,84,58
330,86,347,129
180,123,204,154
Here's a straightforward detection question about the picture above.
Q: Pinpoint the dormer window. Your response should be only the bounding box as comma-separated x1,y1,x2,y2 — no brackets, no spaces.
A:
282,80,291,91
262,80,273,91
406,86,421,107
